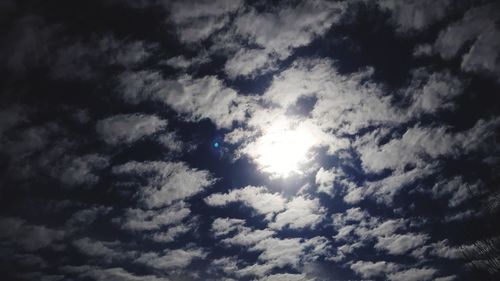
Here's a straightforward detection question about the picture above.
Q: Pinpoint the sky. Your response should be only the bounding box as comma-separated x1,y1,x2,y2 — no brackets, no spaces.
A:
1,0,500,280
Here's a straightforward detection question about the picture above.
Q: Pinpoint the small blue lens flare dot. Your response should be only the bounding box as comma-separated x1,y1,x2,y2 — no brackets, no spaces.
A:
213,141,220,148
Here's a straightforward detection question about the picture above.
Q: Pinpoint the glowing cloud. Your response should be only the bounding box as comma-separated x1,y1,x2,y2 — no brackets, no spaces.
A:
245,119,318,178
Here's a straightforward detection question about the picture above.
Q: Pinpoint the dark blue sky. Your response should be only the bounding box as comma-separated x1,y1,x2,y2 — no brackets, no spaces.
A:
1,1,500,281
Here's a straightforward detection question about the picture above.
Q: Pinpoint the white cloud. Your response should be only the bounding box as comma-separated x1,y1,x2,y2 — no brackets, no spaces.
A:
238,115,347,177
412,239,471,260
211,218,329,277
212,218,276,249
375,233,429,255
433,3,500,81
112,161,215,208
157,131,186,154
377,0,451,33
429,176,480,207
332,207,408,246
434,276,457,281
224,48,276,78
116,202,190,231
388,267,437,281
235,263,274,278
257,273,313,281
350,260,401,279
357,117,500,174
223,227,275,248
270,196,325,230
207,188,325,230
210,256,240,276
96,113,167,145
205,186,286,220
356,165,436,205
250,237,328,269
404,68,464,115
151,224,193,243
118,71,249,128
223,1,346,77
163,54,209,70
135,247,207,270
315,167,336,195
211,217,246,237
263,58,399,134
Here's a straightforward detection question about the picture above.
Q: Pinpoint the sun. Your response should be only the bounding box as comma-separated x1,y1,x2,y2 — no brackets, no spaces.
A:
249,119,318,178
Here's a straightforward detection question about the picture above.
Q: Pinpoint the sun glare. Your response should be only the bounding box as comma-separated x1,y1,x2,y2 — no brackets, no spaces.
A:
252,120,317,177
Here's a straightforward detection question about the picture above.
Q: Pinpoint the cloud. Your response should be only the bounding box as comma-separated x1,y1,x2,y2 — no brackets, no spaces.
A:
350,260,401,279
357,117,500,173
62,265,168,281
211,217,246,237
257,273,314,281
0,16,152,79
73,238,135,262
223,0,346,77
0,16,59,74
387,267,437,281
212,221,273,246
168,0,244,44
150,224,193,243
429,176,481,207
157,131,186,154
349,165,435,205
118,71,249,128
0,119,110,188
50,35,153,80
434,276,457,281
224,48,276,78
250,236,329,270
211,218,329,277
207,187,326,230
262,58,399,134
270,196,326,230
222,227,275,248
112,161,215,208
116,202,190,231
237,115,348,176
315,167,337,195
412,239,473,260
209,256,239,276
403,68,464,115
433,3,500,81
96,113,167,145
0,106,26,136
0,216,66,251
377,0,452,33
205,186,286,220
66,206,112,228
163,53,209,70
0,123,58,158
135,247,207,270
375,233,429,255
57,154,110,186
332,207,408,245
